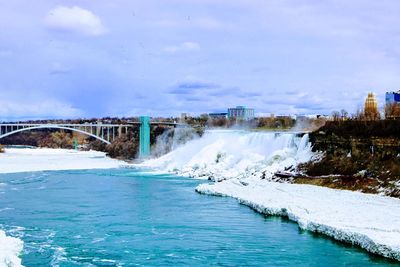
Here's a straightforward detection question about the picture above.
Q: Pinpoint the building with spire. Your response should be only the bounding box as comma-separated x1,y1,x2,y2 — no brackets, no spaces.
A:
364,92,379,120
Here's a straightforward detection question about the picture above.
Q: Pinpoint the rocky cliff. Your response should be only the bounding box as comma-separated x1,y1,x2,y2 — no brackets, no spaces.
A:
297,120,400,198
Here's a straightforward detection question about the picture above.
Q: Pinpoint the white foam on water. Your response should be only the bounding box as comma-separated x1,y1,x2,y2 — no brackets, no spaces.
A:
0,230,24,267
141,130,313,181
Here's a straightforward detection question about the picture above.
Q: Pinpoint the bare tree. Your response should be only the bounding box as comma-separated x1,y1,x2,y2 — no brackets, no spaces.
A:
351,107,364,121
332,111,340,121
340,109,348,120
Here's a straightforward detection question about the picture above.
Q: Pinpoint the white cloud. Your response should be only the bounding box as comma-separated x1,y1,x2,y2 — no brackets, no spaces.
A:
44,6,107,36
163,42,200,53
1,0,399,117
0,99,82,120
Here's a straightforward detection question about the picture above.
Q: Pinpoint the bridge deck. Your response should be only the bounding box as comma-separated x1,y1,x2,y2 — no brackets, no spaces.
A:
0,122,183,127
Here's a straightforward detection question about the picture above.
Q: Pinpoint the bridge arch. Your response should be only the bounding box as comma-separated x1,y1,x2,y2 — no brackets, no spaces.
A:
0,125,111,144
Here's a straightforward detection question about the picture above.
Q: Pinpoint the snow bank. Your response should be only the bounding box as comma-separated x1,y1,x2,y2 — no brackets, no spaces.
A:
141,130,313,181
196,179,400,261
0,230,23,267
0,148,125,174
141,129,400,260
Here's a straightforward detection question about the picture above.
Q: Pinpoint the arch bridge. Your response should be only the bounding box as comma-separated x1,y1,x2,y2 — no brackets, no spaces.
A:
0,117,184,157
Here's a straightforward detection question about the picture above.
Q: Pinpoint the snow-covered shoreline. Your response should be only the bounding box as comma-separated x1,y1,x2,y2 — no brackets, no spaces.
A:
141,130,400,261
1,137,399,262
0,148,125,174
196,179,400,261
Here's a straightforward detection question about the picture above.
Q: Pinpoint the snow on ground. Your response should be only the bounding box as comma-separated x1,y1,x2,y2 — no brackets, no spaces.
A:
0,148,125,174
142,129,400,261
196,179,400,261
0,230,23,267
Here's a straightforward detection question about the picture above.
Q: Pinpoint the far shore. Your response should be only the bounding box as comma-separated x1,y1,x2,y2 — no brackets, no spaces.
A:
0,148,125,174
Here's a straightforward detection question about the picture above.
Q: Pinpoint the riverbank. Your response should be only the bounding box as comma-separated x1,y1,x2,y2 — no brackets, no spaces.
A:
2,136,400,263
196,178,400,261
299,120,400,198
2,169,390,265
0,148,125,174
141,129,400,262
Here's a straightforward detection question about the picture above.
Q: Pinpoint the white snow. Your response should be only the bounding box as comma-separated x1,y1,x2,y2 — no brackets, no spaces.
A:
142,129,400,261
1,132,399,262
196,179,400,261
0,148,125,174
0,230,23,267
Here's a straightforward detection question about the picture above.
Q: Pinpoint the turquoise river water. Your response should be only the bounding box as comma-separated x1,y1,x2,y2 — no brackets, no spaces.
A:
0,169,397,266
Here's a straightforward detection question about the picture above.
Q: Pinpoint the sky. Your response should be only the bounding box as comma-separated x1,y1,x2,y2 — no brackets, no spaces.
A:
0,0,400,120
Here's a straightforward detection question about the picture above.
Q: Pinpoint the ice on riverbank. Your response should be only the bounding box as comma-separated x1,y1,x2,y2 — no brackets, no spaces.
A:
142,129,400,261
196,179,400,261
0,230,23,267
0,148,124,174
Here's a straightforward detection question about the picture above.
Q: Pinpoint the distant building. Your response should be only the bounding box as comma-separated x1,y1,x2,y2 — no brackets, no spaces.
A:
385,90,400,105
385,90,400,119
208,112,228,119
364,92,379,120
180,113,190,121
227,106,255,120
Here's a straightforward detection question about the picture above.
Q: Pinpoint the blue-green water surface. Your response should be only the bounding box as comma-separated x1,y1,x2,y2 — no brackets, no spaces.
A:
0,169,397,266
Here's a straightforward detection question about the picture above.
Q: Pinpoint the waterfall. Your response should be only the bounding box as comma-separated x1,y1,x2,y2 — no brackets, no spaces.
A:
142,130,313,181
151,127,200,158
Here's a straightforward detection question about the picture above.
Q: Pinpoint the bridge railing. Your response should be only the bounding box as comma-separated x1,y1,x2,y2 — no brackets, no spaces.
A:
0,118,186,157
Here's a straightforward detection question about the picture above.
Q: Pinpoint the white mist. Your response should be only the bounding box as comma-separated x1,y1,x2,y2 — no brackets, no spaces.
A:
142,130,313,181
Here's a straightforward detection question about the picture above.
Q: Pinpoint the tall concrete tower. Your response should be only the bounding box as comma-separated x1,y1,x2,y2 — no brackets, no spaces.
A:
364,92,379,120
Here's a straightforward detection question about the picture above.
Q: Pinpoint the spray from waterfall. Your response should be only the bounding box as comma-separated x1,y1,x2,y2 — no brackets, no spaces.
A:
151,127,201,158
142,130,314,181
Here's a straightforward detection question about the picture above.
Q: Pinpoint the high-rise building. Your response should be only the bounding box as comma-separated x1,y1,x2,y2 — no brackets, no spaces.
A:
364,92,379,120
385,90,400,119
227,106,255,120
385,90,400,105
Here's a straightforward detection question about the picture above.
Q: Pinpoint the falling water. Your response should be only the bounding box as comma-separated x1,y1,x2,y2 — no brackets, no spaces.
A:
143,130,314,181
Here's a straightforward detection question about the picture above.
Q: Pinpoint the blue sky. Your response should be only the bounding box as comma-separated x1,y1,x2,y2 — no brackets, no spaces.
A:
0,0,399,120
